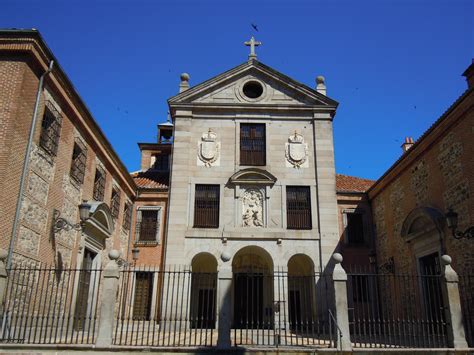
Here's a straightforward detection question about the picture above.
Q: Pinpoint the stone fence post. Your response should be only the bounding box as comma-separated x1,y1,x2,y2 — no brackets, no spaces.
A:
440,255,468,349
0,249,8,318
331,253,352,351
217,266,232,349
96,250,120,347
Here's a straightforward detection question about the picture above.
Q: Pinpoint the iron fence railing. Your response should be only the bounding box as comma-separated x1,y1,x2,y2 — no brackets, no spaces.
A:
347,269,449,348
113,267,217,347
459,274,474,347
1,266,102,344
232,271,335,348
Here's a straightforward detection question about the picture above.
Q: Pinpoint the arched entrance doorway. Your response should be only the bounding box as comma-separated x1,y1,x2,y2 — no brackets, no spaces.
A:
190,253,217,329
232,246,273,328
288,254,315,332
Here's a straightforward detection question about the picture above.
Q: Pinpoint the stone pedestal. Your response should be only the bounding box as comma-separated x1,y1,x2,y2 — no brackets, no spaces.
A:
217,267,232,349
331,253,352,351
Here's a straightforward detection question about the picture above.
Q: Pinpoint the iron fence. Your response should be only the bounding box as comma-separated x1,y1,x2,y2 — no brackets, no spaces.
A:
232,271,336,348
1,265,102,344
347,268,449,348
113,267,217,347
459,274,474,347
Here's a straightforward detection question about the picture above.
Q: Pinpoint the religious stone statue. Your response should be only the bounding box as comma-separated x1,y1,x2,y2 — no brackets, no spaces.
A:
242,188,264,227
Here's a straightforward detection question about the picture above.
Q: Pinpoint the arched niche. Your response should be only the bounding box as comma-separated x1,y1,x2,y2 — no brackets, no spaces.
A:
232,245,273,274
191,252,218,273
400,206,445,243
288,254,315,276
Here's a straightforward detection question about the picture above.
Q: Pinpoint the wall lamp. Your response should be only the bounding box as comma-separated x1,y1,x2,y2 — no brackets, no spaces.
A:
445,209,474,240
53,201,91,233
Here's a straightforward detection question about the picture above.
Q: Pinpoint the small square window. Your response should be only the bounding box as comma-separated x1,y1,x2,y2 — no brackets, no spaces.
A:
136,207,161,245
286,186,312,230
240,123,266,166
194,185,220,228
122,202,132,230
110,188,121,219
346,213,365,245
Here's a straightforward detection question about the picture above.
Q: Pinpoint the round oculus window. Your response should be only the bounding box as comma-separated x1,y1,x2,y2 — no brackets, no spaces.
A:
242,81,264,99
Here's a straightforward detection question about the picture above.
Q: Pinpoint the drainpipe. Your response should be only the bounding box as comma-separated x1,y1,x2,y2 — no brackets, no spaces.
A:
7,61,54,269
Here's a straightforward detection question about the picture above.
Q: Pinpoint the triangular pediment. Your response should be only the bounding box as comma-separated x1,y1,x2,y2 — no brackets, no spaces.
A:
168,60,338,108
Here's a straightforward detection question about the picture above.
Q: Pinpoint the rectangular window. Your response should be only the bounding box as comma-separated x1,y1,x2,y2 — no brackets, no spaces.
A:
346,213,365,245
70,140,87,184
286,186,312,230
240,123,266,166
153,154,169,171
122,202,132,230
110,188,121,219
133,272,154,320
194,184,220,228
93,166,106,201
136,208,161,244
39,102,62,156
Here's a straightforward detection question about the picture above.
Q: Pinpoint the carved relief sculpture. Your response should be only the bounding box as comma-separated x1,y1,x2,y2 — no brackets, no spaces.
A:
285,131,308,168
197,129,220,167
242,188,264,227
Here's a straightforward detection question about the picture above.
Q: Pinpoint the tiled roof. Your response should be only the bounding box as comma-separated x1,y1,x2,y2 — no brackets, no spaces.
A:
131,170,169,190
336,174,375,193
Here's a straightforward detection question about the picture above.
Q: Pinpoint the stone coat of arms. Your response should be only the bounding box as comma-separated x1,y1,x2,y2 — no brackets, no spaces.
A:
285,131,308,168
197,129,220,167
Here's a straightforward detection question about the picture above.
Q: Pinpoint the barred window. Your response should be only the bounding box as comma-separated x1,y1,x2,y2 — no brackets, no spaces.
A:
240,123,266,166
70,140,87,184
286,186,312,230
39,102,62,156
346,213,365,245
93,166,106,201
194,184,220,228
110,188,121,219
122,202,132,230
136,207,161,245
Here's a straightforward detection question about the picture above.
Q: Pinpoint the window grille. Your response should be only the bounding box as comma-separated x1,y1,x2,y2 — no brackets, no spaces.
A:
93,166,106,201
194,184,220,228
136,208,161,244
39,102,62,156
240,123,266,166
122,202,132,230
70,140,87,184
111,188,121,219
346,213,365,245
286,186,312,230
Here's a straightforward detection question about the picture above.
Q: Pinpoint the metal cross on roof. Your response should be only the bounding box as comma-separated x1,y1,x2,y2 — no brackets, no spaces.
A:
244,36,262,60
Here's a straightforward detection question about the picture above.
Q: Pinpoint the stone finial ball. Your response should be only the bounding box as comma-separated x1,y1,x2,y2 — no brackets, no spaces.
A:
0,249,8,261
180,73,190,82
108,249,120,261
316,75,325,85
221,251,231,262
441,255,452,265
332,253,343,264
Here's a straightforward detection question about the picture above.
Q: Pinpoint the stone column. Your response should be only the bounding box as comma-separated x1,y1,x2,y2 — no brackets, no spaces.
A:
440,255,468,349
217,266,232,349
96,250,120,347
0,249,8,318
331,253,352,351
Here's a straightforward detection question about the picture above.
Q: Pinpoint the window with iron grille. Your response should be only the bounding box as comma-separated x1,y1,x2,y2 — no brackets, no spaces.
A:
194,184,220,228
70,140,87,184
136,207,161,245
345,213,365,245
286,186,312,230
122,202,132,230
133,272,154,320
152,154,169,171
39,102,62,156
240,123,266,166
93,166,106,201
110,188,121,219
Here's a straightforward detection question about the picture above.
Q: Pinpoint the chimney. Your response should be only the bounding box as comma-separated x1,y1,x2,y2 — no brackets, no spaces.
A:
179,73,190,93
462,59,474,89
401,137,415,152
316,75,326,95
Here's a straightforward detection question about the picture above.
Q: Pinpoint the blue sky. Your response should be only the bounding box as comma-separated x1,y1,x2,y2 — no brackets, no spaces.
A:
1,0,472,180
